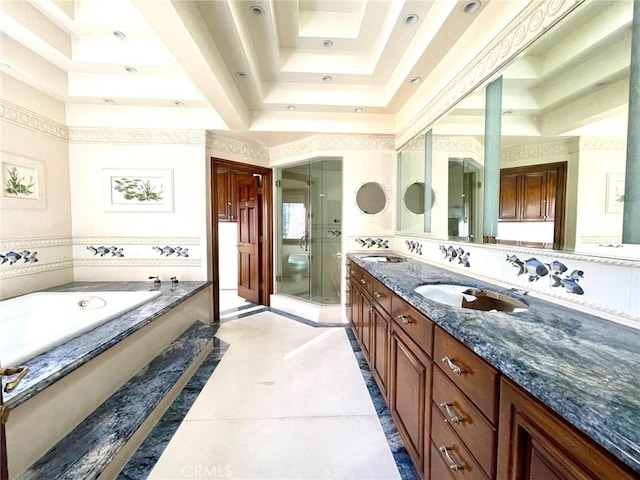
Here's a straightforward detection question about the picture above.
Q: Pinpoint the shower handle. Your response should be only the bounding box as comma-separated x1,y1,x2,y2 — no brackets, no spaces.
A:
299,232,309,252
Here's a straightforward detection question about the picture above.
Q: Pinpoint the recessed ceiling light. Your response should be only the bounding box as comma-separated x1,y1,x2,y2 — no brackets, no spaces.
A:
502,110,513,116
462,1,481,14
286,105,296,111
124,66,137,74
103,98,116,104
322,40,334,48
409,76,422,84
354,107,363,113
234,71,247,79
174,101,185,107
403,14,419,25
250,5,264,16
322,75,332,83
112,30,126,40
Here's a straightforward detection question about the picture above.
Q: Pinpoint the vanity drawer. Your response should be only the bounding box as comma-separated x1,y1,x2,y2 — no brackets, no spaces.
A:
370,278,392,315
434,327,498,423
351,264,372,291
432,367,497,478
431,405,490,480
391,297,433,357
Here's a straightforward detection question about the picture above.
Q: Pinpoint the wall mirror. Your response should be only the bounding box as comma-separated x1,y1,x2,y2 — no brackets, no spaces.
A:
356,182,386,215
398,0,638,260
404,182,427,214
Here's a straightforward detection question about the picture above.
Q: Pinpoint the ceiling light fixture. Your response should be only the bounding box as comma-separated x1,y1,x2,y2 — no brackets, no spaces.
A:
354,107,363,113
249,5,264,16
409,76,422,84
174,101,185,107
103,98,116,104
124,66,137,74
322,75,332,83
322,40,334,48
403,14,419,25
234,71,247,79
462,1,481,14
112,30,126,40
286,105,296,110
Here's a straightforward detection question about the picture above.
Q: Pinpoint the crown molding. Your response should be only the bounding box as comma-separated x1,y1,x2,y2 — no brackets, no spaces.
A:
0,100,69,141
395,0,584,149
433,135,484,158
206,132,269,161
502,137,579,162
270,134,395,161
579,136,627,150
68,128,206,145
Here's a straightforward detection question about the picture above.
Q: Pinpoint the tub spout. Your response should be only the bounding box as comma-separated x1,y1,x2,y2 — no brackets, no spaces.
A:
1,365,30,393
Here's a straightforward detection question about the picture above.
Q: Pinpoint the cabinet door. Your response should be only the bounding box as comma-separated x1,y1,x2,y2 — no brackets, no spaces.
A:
349,281,361,338
545,169,557,221
360,294,373,362
499,172,520,220
498,379,636,480
371,306,390,399
521,172,546,221
389,325,431,475
216,168,231,221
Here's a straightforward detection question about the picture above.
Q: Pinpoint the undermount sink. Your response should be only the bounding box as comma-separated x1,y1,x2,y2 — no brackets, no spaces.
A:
360,255,406,263
414,284,528,313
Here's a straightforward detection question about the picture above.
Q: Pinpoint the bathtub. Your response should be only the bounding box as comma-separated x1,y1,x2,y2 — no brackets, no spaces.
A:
0,290,161,366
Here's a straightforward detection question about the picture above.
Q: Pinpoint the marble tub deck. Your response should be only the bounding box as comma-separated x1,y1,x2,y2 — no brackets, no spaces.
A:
1,281,212,409
127,308,417,480
349,253,640,474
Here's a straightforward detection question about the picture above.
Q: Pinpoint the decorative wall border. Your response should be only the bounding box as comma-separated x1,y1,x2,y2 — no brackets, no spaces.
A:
0,236,72,251
270,134,395,161
74,258,201,267
73,236,201,245
0,260,73,279
206,132,269,161
0,100,69,141
68,128,206,145
579,136,627,150
395,0,584,148
433,135,484,159
502,137,579,162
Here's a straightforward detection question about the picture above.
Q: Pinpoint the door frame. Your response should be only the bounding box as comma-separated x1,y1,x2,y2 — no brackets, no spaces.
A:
210,158,273,321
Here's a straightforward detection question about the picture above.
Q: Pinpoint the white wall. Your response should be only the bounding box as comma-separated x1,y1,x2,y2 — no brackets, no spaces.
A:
0,74,73,300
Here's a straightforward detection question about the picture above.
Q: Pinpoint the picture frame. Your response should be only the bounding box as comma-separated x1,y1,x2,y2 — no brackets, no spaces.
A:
103,169,174,212
0,154,46,210
605,173,625,214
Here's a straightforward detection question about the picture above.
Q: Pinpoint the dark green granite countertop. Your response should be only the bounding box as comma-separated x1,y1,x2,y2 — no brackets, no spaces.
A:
348,253,640,474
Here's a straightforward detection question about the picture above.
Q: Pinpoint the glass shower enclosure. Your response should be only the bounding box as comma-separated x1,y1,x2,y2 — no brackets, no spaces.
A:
276,158,342,305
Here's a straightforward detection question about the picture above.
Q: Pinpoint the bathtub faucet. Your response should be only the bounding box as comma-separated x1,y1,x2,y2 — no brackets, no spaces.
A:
148,276,161,285
170,276,179,285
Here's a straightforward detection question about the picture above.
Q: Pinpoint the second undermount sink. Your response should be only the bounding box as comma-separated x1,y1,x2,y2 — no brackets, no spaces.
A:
360,255,406,263
414,284,528,313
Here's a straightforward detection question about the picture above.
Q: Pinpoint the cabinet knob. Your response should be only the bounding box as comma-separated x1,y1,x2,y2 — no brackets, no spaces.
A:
373,291,383,299
360,278,366,284
439,402,463,425
439,445,464,472
442,356,466,376
398,315,412,325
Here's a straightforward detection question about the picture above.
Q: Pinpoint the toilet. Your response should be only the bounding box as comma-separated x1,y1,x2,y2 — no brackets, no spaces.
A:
287,253,309,281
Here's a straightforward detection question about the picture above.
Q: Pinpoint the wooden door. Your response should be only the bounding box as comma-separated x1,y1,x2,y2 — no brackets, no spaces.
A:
521,172,547,221
237,175,261,303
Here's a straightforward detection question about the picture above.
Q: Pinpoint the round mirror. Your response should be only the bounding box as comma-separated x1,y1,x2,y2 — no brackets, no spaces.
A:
403,182,436,215
356,182,386,215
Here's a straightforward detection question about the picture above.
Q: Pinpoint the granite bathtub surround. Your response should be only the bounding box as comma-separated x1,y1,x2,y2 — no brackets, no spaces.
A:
348,253,640,473
1,280,212,409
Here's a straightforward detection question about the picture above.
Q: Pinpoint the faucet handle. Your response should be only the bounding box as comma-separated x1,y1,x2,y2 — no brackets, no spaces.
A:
148,276,161,284
170,276,179,284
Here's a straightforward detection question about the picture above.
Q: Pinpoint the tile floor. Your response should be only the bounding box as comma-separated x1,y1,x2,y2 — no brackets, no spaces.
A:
145,310,404,480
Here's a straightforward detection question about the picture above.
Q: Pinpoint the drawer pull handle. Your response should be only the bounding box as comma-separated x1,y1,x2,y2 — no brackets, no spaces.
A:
398,315,412,325
439,445,463,472
440,402,463,425
373,291,383,299
442,356,466,376
360,279,367,284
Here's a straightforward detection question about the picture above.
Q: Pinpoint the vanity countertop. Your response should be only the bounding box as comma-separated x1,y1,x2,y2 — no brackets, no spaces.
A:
2,281,212,409
348,253,640,474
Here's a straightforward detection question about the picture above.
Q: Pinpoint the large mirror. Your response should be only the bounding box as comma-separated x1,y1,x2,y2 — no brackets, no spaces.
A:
397,0,637,259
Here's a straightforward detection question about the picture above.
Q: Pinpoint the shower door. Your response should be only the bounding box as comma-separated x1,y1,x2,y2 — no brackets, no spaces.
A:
277,158,342,305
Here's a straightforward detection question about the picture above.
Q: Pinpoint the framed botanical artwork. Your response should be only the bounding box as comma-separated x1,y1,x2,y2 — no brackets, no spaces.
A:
103,169,174,212
605,173,625,214
0,154,46,209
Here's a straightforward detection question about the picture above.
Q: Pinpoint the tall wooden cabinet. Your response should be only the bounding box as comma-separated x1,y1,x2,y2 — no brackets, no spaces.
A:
216,167,237,222
499,164,562,222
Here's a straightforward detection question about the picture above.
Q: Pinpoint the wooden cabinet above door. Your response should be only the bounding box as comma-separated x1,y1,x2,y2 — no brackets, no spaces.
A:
216,168,237,222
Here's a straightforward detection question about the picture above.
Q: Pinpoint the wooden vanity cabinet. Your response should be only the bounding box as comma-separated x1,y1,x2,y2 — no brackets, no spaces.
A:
498,378,637,480
216,167,237,222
